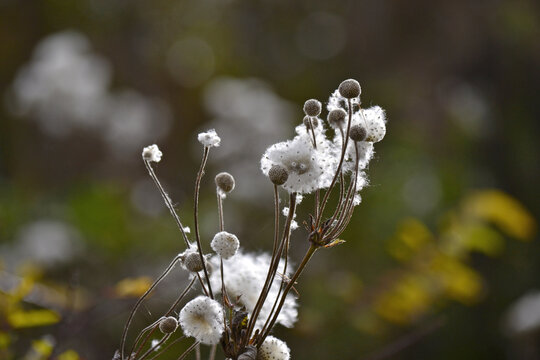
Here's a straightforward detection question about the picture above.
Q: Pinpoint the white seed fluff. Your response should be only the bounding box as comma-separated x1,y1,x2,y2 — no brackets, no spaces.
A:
179,296,224,345
260,134,334,194
142,144,162,162
198,129,221,147
209,252,298,331
257,336,290,360
361,106,386,143
211,231,240,259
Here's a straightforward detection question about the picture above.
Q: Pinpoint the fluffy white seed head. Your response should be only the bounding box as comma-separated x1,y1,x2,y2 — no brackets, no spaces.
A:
362,106,386,142
142,144,162,162
211,231,240,259
209,252,298,331
260,134,335,194
257,336,290,360
198,129,221,147
179,296,224,345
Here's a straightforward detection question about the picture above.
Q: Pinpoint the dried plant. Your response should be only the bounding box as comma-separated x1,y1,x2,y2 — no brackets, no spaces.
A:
117,79,387,360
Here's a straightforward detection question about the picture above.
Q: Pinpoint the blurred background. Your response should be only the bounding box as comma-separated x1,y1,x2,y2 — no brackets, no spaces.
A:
1,0,539,359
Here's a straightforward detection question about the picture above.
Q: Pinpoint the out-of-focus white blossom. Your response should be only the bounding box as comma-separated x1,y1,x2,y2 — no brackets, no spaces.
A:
202,78,294,202
504,291,540,336
10,31,171,156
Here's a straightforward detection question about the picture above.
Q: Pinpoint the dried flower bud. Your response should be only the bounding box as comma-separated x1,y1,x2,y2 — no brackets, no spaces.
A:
181,250,205,272
302,116,312,129
349,125,367,142
327,109,347,126
238,345,257,360
142,144,162,162
215,172,235,193
159,316,178,334
302,116,318,130
268,165,288,185
338,79,361,99
303,99,321,117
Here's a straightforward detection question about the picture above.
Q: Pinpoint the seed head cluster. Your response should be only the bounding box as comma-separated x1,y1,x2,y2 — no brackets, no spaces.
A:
128,78,387,360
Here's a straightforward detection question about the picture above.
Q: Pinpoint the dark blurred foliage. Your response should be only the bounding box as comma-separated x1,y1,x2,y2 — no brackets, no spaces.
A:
0,0,539,359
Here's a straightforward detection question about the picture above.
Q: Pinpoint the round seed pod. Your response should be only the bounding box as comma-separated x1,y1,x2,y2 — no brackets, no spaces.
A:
159,316,178,334
238,345,257,360
338,79,361,99
182,251,205,272
349,125,367,142
303,99,322,117
215,172,235,193
302,116,312,129
268,165,289,185
327,109,347,127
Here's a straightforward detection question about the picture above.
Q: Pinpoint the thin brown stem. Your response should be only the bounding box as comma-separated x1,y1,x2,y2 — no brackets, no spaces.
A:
138,334,170,360
208,344,217,360
177,341,200,360
316,99,353,227
258,244,318,345
216,191,224,232
148,336,186,360
245,192,296,341
144,161,190,247
121,255,181,359
193,147,214,299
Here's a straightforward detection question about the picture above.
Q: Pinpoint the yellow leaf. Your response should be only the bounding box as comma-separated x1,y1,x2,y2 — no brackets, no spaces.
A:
58,350,81,360
457,224,505,257
387,218,433,262
374,274,433,324
115,276,152,298
31,337,54,357
463,190,536,240
323,239,345,248
431,255,483,305
0,332,11,349
8,309,61,328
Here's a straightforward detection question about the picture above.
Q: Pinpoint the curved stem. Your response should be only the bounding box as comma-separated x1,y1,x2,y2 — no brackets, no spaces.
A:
121,255,181,359
258,244,318,345
245,192,296,341
193,147,214,299
147,336,186,360
177,341,200,360
144,161,190,247
316,99,354,227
